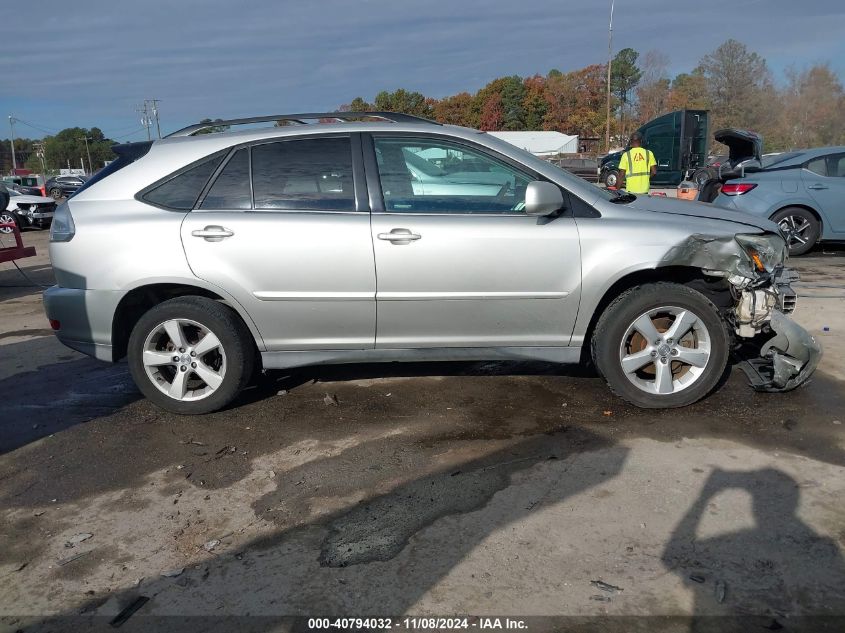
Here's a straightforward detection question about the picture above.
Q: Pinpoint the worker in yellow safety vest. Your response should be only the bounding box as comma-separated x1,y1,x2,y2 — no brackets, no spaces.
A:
617,131,657,194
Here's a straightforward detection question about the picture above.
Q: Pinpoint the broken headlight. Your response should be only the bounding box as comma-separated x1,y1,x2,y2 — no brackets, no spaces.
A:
735,233,788,274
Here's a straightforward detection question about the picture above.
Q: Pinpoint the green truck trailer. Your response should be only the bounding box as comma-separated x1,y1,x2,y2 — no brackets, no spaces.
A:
599,109,709,188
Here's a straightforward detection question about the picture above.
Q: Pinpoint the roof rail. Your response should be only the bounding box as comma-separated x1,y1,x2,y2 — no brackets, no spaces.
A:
166,111,441,137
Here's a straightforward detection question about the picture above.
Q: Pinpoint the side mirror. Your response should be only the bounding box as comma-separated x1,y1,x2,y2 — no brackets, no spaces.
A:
524,181,564,216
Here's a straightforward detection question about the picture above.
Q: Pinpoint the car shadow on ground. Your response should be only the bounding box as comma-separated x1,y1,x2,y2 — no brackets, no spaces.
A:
2,352,844,512
0,336,139,455
0,260,54,303
19,428,845,632
24,427,631,631
1,338,844,630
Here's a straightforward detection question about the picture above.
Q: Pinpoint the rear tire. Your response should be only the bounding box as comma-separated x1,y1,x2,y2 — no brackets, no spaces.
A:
591,282,730,409
604,170,620,188
770,207,819,256
127,296,255,415
49,188,63,200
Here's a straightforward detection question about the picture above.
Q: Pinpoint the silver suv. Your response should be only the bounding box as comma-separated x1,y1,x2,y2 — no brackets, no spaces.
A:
44,112,821,414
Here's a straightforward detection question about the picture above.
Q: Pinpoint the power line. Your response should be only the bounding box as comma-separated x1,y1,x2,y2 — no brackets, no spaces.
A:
104,122,149,136
7,117,58,136
111,127,149,140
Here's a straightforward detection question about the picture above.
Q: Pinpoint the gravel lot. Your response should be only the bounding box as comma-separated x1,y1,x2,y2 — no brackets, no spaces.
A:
1,229,844,632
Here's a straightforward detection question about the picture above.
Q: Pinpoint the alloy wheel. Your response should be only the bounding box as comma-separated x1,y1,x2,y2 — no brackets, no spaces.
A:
777,215,811,250
618,306,712,395
0,213,16,233
142,318,227,401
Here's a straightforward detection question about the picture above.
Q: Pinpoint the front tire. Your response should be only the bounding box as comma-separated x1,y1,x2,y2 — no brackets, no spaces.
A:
127,296,255,414
591,283,730,408
604,169,620,188
0,212,19,233
49,188,63,200
770,207,819,256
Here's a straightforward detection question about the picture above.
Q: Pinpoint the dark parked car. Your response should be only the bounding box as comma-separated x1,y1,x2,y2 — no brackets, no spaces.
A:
551,157,600,182
45,175,88,200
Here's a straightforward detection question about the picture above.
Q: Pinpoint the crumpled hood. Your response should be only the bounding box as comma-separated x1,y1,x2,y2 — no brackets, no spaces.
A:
622,194,780,233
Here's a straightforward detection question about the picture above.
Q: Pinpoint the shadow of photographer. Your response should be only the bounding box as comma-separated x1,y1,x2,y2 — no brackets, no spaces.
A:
662,468,845,632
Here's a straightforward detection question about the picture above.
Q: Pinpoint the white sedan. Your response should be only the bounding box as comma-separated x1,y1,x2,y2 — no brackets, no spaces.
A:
1,190,57,233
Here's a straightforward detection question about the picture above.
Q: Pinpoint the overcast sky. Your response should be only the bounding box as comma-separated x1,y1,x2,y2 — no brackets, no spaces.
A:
3,0,844,141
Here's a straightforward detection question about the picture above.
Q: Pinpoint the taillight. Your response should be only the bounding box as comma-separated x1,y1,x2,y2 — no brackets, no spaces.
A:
50,202,75,242
721,183,757,196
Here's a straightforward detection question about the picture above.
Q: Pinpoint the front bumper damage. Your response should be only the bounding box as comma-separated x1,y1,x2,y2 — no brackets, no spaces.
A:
662,233,822,392
729,266,822,392
738,309,822,392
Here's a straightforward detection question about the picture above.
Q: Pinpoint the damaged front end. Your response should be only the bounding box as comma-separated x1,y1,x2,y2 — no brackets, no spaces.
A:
663,232,822,392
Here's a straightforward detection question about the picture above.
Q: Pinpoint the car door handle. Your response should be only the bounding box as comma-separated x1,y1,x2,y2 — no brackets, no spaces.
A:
191,225,234,241
377,228,421,243
807,184,828,190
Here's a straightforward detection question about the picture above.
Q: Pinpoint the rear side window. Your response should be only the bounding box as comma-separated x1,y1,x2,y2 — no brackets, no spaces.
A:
141,152,225,210
200,149,251,210
251,137,354,211
806,157,827,177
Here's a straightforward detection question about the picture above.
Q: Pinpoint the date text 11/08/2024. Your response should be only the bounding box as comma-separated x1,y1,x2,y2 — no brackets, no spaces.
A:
307,618,528,630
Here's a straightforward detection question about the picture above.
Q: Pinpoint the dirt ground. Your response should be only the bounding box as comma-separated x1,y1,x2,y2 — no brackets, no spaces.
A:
1,229,844,632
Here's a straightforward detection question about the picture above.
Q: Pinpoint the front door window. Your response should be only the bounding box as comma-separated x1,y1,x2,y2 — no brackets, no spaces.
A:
374,137,531,214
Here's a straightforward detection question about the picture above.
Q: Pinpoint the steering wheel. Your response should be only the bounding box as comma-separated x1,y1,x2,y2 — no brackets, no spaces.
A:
493,180,513,207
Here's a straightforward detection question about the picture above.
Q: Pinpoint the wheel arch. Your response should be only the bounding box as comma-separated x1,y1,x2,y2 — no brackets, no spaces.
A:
576,265,731,365
112,281,265,361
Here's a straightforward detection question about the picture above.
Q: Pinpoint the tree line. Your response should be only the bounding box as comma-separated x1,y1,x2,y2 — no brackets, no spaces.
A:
3,37,842,175
340,39,845,153
0,127,117,175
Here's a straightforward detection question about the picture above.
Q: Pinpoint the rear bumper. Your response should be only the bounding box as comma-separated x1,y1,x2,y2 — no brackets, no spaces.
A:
43,285,121,361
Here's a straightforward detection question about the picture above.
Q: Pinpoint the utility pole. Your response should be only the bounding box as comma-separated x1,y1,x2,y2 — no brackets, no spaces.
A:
149,99,162,139
34,142,46,177
136,99,161,140
605,0,615,154
137,102,152,140
82,136,93,174
8,115,17,172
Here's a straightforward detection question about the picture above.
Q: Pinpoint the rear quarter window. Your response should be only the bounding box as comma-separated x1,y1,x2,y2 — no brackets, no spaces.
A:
805,157,827,177
140,151,226,210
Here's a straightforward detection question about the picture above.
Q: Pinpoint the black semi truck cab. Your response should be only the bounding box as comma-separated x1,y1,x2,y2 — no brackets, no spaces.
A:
600,110,709,188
